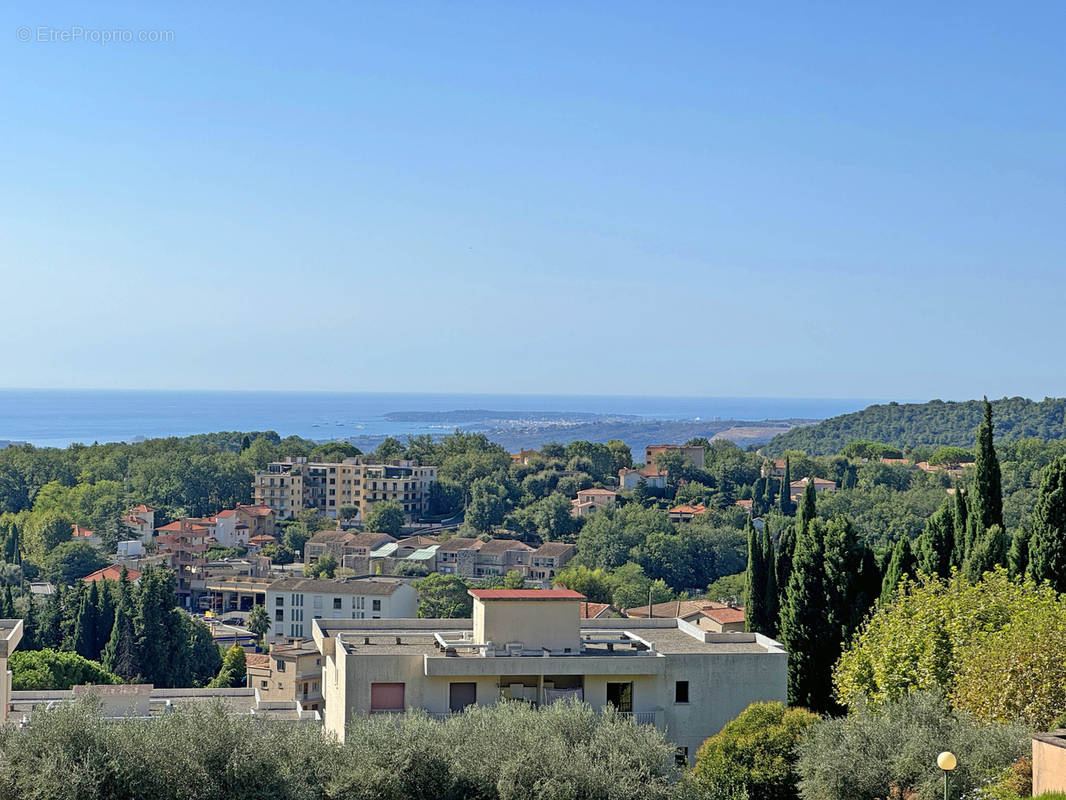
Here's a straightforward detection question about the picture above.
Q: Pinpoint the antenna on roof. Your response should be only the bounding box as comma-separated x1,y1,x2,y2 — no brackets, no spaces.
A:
648,585,653,618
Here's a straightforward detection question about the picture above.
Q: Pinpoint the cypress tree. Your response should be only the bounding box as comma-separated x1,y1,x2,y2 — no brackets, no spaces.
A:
74,580,100,661
822,515,866,646
775,524,796,609
103,594,140,680
38,585,65,650
964,524,1009,582
0,584,12,618
779,458,796,516
1029,455,1066,592
1008,529,1031,580
916,501,954,579
967,398,1004,547
2,522,17,563
762,526,779,638
797,480,817,535
95,579,116,657
951,487,969,567
744,519,767,634
20,597,39,650
879,537,916,606
780,519,835,712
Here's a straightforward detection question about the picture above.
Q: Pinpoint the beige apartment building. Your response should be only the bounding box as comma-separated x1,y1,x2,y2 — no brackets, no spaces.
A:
247,639,325,713
253,457,437,521
312,589,786,762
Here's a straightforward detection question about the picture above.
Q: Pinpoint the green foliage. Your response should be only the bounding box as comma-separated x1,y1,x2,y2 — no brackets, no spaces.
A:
609,562,673,609
916,501,955,579
246,604,271,644
1029,455,1066,591
555,564,613,604
414,573,473,618
969,398,1004,540
693,701,819,800
42,541,107,585
363,500,406,536
929,446,974,466
0,699,687,800
766,397,1066,456
744,521,769,634
22,510,73,563
840,441,905,460
796,691,1030,800
502,570,525,589
706,571,746,604
879,536,916,606
10,649,121,690
304,551,338,579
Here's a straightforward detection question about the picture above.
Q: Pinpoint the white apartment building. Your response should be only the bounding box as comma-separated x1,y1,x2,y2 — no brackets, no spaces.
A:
312,589,787,762
266,577,417,642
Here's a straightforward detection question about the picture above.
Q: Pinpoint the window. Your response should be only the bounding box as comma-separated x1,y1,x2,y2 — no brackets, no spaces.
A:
260,680,267,688
675,681,689,703
276,660,286,672
333,598,342,610
372,599,381,611
313,595,323,610
275,596,284,607
275,609,283,622
675,747,689,767
370,682,405,711
606,682,633,713
449,682,477,712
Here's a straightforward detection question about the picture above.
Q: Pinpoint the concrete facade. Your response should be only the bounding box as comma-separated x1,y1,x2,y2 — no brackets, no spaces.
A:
1034,732,1066,796
312,590,786,762
266,577,417,641
0,619,23,725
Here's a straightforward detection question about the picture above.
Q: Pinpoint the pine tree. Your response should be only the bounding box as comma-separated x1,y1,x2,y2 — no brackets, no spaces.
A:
916,501,954,579
797,480,817,534
967,398,1004,549
964,524,1009,582
879,537,916,606
780,519,835,712
951,487,969,567
74,580,100,661
1008,529,1031,580
744,519,768,634
779,458,796,516
762,526,779,638
1029,455,1066,593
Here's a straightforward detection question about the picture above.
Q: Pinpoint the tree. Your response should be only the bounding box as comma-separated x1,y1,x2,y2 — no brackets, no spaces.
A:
281,523,313,557
413,573,472,618
763,526,780,637
42,541,107,585
502,570,525,589
915,501,954,579
247,604,271,647
338,504,360,523
774,523,796,609
531,493,577,541
822,516,875,647
373,437,406,462
796,691,1029,800
23,510,74,562
554,564,612,604
464,479,507,533
103,572,139,681
779,458,795,516
744,520,769,634
1008,528,1030,580
609,562,670,609
305,551,338,579
1029,455,1066,592
693,701,819,800
9,649,121,690
187,616,223,687
951,486,969,567
223,644,246,685
967,397,1003,551
779,519,835,712
797,480,817,534
363,500,406,536
606,439,633,473
74,579,100,661
879,536,915,606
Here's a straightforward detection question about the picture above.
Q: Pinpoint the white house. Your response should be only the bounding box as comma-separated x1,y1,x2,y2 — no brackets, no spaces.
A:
265,577,417,642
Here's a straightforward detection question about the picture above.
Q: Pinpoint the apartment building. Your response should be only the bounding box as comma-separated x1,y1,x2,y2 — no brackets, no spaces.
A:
435,537,533,581
253,457,437,521
303,531,396,566
155,520,209,601
0,619,23,724
120,504,156,544
528,542,576,585
266,577,417,642
247,640,325,713
312,589,786,762
645,444,706,470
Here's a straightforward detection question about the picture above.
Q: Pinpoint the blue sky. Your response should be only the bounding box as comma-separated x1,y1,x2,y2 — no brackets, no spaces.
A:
1,2,1064,399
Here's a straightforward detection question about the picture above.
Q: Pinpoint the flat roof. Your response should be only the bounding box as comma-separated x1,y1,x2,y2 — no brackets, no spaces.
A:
468,589,585,601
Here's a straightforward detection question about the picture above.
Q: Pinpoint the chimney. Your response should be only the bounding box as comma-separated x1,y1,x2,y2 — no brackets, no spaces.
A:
648,586,654,618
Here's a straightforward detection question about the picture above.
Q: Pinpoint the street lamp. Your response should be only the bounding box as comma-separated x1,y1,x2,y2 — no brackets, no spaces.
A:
937,751,957,800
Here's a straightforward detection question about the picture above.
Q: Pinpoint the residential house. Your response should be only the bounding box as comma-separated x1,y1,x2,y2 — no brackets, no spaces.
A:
311,589,787,764
646,444,706,470
248,534,277,553
265,577,417,642
71,524,102,548
618,467,667,490
120,505,156,544
510,449,539,465
236,504,276,537
788,477,838,502
247,639,325,713
668,504,707,523
700,606,746,633
83,565,142,584
528,542,576,586
579,601,617,620
761,459,787,479
155,520,209,601
304,530,396,567
571,488,618,517
471,539,534,580
734,499,754,515
623,599,730,625
363,536,440,576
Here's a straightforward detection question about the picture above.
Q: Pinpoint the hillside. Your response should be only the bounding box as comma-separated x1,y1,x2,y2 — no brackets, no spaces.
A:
762,396,1066,456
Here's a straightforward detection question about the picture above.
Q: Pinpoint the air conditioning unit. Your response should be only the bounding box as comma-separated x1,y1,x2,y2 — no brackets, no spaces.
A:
505,641,524,656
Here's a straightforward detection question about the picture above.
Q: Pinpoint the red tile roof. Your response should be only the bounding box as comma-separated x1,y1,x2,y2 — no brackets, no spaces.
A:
237,504,274,517
83,565,142,583
668,504,707,515
245,653,270,669
132,504,156,513
215,509,237,518
580,601,612,619
577,488,617,497
735,499,754,509
249,534,277,545
156,521,210,533
702,607,746,624
71,524,96,538
468,589,585,601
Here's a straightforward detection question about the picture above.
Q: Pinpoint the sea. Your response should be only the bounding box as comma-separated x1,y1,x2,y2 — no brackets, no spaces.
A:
0,390,883,449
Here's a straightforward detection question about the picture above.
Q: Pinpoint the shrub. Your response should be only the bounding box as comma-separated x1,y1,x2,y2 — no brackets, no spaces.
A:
9,649,121,690
693,701,819,800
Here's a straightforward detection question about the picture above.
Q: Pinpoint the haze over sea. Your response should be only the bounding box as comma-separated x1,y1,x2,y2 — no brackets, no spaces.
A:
0,390,886,449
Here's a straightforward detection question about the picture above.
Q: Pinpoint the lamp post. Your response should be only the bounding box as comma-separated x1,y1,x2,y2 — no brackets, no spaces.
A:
937,751,957,800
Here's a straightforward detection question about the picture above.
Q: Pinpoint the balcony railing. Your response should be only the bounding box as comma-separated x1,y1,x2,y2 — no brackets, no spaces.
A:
617,711,657,725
